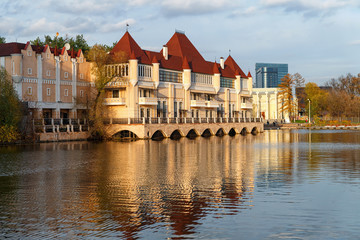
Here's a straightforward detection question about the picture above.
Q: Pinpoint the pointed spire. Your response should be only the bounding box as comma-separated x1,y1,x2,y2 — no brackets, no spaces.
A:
129,50,136,60
213,62,220,74
182,56,190,70
247,71,252,78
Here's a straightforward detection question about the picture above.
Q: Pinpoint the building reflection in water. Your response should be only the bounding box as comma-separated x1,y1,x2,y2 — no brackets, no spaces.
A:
1,130,359,239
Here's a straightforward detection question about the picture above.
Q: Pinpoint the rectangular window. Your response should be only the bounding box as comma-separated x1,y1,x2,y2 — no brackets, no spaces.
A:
64,72,68,78
162,101,167,117
220,77,234,88
27,87,32,95
47,88,51,96
27,50,32,56
157,101,161,117
80,73,84,79
46,70,51,77
27,68,32,75
159,70,182,83
112,90,119,98
80,90,84,97
46,53,50,59
174,102,177,118
64,89,68,97
64,55,68,62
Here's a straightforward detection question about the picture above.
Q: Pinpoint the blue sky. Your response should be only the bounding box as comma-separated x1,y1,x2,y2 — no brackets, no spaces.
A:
1,0,360,85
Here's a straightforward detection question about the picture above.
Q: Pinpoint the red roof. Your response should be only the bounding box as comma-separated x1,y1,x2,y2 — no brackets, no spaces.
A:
247,71,252,78
0,42,26,56
213,62,220,74
111,31,247,79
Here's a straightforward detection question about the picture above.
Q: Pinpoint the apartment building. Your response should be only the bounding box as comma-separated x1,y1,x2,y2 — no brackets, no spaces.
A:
104,31,253,120
0,42,92,119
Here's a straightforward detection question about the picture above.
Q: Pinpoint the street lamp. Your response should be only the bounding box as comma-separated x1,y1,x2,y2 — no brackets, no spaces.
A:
307,99,311,124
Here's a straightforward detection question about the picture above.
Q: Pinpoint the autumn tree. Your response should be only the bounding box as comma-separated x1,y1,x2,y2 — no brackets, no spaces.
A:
86,45,128,139
0,67,21,143
304,82,328,118
278,74,296,121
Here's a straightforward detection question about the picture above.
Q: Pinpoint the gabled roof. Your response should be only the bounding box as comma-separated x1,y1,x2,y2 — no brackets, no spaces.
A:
225,55,247,78
0,42,26,56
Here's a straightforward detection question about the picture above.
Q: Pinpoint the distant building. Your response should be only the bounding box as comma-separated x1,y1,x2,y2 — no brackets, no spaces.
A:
255,63,288,88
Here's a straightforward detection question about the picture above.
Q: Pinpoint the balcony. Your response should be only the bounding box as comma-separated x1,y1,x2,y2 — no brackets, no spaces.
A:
191,100,206,108
139,97,158,105
205,100,219,108
241,102,253,109
240,89,250,95
103,98,126,106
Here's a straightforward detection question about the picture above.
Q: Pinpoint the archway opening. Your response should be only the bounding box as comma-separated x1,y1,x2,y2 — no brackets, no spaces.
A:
152,130,166,141
113,130,138,141
216,128,225,137
202,129,212,138
240,128,247,136
170,130,182,140
251,127,258,135
186,129,198,139
228,128,236,137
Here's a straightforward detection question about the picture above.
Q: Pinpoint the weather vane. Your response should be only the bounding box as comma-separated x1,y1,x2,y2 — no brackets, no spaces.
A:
229,49,231,56
126,23,129,32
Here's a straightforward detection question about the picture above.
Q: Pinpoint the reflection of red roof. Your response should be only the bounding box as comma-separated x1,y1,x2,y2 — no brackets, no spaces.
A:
111,31,247,79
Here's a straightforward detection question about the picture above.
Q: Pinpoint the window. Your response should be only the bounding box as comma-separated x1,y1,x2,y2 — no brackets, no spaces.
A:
46,53,50,59
162,101,167,117
80,90,84,97
220,77,234,88
159,70,182,83
174,102,177,118
64,72,68,78
46,70,51,77
64,55,68,62
27,68,32,75
27,50,32,56
79,58,83,63
64,89,68,97
112,90,119,98
12,61,15,75
47,88,51,96
27,87,32,95
80,73,84,79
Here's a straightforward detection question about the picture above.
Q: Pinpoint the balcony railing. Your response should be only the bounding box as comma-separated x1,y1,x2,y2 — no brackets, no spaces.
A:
190,100,206,107
103,117,263,125
241,102,253,109
103,98,126,106
139,97,158,105
205,100,219,108
33,118,88,133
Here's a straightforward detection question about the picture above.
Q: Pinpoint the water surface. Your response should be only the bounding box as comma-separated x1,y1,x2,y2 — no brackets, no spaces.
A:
0,129,359,239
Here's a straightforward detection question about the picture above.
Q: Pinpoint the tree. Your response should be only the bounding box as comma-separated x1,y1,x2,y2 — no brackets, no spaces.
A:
0,36,5,44
278,74,295,121
31,34,90,55
0,67,21,143
292,72,305,88
86,45,128,139
304,82,328,118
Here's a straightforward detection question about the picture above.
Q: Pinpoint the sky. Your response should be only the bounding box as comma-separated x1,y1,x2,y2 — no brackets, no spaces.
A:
1,0,360,85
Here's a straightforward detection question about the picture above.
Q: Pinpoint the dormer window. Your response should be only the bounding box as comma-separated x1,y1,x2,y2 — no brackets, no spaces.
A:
79,57,83,63
27,50,32,56
64,55,68,62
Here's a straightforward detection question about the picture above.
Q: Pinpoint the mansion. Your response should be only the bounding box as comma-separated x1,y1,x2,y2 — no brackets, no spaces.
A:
1,31,254,122
105,30,253,120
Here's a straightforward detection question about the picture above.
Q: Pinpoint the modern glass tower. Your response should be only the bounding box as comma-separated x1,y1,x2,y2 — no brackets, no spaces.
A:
255,63,288,88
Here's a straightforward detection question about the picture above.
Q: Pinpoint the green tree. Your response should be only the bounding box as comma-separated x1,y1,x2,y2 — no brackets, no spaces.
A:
278,74,296,121
0,36,5,44
0,67,21,143
86,45,128,139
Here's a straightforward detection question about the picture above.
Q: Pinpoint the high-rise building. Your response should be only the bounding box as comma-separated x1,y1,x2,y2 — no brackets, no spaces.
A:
255,63,288,88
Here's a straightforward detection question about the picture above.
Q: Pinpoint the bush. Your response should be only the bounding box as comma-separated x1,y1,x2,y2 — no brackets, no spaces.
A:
0,125,19,143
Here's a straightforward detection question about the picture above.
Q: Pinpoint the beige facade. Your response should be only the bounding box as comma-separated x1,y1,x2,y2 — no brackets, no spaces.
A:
103,31,253,120
0,42,92,119
252,88,297,122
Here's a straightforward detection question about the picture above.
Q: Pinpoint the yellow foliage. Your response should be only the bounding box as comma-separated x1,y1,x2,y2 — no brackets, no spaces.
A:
0,125,19,143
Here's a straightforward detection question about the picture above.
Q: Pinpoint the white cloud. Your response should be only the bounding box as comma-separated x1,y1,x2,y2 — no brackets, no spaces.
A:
101,19,136,33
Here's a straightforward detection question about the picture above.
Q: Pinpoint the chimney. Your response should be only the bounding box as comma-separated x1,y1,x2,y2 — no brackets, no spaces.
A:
220,57,224,69
163,45,168,60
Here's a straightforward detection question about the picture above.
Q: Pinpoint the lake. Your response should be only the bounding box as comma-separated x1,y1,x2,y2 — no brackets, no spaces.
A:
1,129,359,239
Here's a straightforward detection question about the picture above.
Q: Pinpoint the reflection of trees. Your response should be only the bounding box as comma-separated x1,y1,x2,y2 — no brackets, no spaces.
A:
92,136,255,238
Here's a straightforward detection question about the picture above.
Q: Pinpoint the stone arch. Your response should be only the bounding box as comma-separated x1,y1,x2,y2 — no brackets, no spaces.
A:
228,128,237,137
201,128,213,138
216,128,225,137
240,127,248,135
186,129,199,139
152,130,166,140
251,127,258,135
170,129,184,140
113,130,138,140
